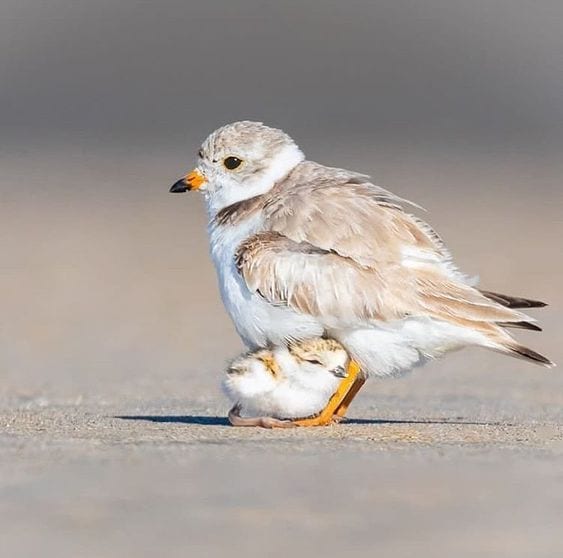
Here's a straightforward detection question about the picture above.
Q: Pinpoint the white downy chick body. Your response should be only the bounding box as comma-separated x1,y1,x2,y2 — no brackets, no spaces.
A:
222,338,349,419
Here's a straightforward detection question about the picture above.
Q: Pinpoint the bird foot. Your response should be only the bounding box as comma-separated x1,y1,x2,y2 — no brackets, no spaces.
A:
228,404,296,428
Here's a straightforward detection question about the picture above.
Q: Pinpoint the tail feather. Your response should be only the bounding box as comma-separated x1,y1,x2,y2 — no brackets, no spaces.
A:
501,342,555,368
480,290,547,309
497,321,542,332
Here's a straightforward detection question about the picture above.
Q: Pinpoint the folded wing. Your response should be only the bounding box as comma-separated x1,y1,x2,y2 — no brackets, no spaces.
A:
234,163,552,366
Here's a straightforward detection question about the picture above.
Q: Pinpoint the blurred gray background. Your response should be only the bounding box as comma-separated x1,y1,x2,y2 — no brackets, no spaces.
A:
1,1,562,557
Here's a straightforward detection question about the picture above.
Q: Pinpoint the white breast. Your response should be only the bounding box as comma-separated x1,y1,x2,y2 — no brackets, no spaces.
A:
208,217,323,349
238,379,335,420
257,382,332,419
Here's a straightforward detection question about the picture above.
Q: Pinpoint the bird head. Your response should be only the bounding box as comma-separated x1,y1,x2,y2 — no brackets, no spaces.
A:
288,338,350,386
170,121,304,213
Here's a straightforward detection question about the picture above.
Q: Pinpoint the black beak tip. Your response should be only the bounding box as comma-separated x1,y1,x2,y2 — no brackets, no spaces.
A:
170,179,188,193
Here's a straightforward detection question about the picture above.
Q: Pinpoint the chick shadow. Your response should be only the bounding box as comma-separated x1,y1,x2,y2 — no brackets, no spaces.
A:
115,415,502,427
115,415,230,426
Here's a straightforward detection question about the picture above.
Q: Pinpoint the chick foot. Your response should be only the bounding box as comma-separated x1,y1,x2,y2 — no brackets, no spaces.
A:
228,404,296,429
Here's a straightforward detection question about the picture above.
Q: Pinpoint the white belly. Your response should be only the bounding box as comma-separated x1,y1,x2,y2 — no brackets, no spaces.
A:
335,315,489,377
244,383,332,419
209,218,323,349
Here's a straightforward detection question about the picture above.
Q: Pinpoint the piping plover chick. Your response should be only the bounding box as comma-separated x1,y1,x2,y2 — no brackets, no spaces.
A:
223,338,349,428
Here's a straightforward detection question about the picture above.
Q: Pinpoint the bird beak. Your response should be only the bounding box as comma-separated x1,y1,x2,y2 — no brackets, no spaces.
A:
331,365,348,378
169,169,207,193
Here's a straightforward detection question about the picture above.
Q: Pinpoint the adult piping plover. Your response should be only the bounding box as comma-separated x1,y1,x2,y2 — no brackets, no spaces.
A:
223,338,349,428
170,121,553,425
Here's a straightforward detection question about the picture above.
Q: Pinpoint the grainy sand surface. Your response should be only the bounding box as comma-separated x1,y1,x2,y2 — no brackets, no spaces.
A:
1,141,562,557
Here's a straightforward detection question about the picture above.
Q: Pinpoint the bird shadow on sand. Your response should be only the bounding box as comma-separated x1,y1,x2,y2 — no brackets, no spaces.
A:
114,415,504,427
344,418,506,426
115,415,230,426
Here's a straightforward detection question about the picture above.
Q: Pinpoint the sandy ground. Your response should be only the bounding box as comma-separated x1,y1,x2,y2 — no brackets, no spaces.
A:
1,139,562,557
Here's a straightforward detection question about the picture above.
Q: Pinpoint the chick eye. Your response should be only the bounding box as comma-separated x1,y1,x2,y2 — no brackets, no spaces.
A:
305,359,323,366
223,156,243,170
198,149,204,158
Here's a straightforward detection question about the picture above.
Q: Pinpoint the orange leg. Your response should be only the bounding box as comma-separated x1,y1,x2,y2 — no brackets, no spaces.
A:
333,375,366,421
292,360,364,427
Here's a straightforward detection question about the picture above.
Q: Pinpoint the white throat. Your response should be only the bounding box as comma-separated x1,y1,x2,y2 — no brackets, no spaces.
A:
205,143,304,217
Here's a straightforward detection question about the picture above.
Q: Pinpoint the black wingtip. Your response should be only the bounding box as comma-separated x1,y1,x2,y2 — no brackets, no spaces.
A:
520,300,548,309
480,290,548,309
509,344,555,368
498,321,542,332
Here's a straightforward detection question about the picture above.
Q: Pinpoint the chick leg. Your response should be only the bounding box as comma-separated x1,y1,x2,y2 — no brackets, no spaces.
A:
228,404,296,429
292,360,363,427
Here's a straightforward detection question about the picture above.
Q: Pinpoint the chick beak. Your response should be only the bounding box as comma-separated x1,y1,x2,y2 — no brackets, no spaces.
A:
331,365,348,378
169,169,207,193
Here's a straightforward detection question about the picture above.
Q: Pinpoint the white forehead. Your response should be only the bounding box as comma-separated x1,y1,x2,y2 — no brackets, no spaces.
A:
201,121,296,158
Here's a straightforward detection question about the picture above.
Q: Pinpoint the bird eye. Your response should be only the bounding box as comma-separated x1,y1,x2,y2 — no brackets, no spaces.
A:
305,359,323,366
198,149,204,159
223,156,243,170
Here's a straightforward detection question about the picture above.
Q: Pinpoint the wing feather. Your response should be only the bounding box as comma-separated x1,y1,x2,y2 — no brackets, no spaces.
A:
235,161,534,331
235,232,529,329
